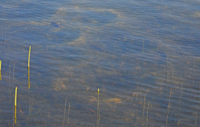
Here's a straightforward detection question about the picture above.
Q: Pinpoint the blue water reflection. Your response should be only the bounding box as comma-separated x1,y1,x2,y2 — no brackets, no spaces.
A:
0,0,200,126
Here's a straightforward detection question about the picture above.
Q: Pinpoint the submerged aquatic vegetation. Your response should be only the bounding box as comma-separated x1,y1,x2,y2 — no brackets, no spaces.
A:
106,98,122,104
53,78,67,91
89,96,122,105
0,0,199,126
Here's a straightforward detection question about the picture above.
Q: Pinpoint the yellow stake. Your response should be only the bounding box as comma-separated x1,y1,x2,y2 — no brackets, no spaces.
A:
0,70,1,80
28,46,31,68
96,88,100,127
28,67,30,89
14,87,18,124
15,87,17,106
15,106,17,124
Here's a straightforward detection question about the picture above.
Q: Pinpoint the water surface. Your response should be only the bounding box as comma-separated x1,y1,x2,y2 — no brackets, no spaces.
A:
0,0,200,127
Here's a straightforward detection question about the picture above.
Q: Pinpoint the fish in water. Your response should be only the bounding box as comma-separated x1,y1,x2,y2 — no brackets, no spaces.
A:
50,22,60,27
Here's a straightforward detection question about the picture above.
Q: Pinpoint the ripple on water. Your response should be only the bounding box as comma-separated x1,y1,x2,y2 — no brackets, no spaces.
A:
4,22,80,47
5,2,57,21
62,9,117,27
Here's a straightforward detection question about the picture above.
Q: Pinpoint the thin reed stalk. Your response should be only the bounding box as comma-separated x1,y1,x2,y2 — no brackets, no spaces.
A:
9,65,11,84
165,55,168,84
63,98,67,126
166,88,172,127
28,98,34,126
146,101,150,127
96,88,100,127
142,93,147,126
13,62,15,85
143,39,144,54
67,103,70,124
135,86,139,127
0,60,1,80
195,112,198,127
177,82,183,126
0,60,1,70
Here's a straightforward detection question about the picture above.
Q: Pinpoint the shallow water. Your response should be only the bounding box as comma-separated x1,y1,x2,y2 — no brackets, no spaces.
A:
0,0,200,127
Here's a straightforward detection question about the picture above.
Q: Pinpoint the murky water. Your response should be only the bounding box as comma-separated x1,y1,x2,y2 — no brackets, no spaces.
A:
0,0,200,126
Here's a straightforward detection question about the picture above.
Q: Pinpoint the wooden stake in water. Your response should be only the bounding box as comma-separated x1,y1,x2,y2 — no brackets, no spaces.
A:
28,46,31,68
14,87,18,124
